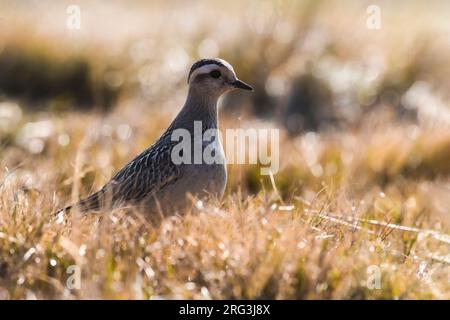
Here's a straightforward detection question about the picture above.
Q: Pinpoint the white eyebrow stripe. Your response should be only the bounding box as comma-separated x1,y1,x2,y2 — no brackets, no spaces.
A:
189,64,221,82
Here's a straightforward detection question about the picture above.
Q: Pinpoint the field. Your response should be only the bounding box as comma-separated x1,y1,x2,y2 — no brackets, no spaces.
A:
0,0,449,299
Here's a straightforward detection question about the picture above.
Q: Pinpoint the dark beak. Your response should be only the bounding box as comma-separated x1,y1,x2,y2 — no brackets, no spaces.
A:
232,79,254,91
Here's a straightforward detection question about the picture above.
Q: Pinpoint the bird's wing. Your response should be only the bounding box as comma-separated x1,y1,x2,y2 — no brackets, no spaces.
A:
60,133,183,214
103,142,182,206
65,143,181,213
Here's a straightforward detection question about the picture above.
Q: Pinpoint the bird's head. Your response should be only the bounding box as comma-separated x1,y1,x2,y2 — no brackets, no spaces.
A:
187,58,253,98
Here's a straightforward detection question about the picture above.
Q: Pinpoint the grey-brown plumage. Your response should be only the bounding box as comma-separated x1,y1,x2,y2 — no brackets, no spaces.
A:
60,58,253,215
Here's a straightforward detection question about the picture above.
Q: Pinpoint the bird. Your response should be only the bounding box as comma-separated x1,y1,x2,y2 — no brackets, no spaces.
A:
59,58,253,216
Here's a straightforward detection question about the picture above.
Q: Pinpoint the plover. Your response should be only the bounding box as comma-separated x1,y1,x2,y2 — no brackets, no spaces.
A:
60,58,253,215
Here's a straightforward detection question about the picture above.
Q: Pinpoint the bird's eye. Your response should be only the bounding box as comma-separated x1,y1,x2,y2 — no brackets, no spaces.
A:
210,70,221,78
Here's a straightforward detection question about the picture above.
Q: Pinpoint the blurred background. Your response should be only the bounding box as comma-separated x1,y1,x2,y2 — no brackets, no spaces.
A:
0,0,449,221
0,0,449,300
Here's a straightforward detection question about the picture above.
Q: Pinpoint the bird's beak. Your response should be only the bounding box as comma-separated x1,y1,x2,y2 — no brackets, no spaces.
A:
231,79,254,91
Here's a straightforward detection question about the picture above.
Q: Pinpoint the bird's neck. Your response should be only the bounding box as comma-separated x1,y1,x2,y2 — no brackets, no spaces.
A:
171,89,220,132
